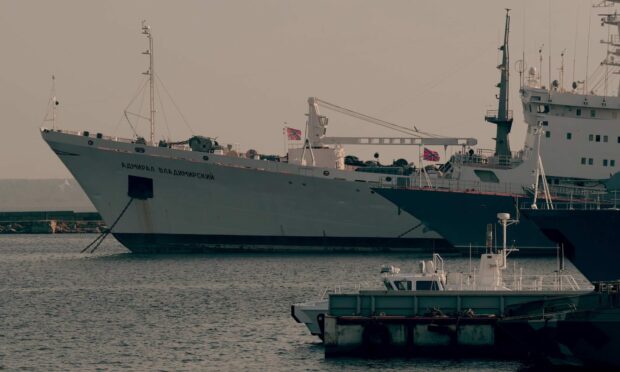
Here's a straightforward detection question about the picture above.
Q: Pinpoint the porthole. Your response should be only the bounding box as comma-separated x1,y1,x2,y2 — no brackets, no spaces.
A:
135,147,145,153
288,181,293,185
202,155,209,161
87,140,94,146
385,177,392,182
323,170,330,176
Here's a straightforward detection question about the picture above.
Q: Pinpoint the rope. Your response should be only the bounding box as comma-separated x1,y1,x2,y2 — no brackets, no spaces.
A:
81,198,134,254
155,73,195,135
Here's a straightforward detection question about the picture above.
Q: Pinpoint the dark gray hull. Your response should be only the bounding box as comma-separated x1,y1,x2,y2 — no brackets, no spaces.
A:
112,233,453,253
521,209,620,282
374,188,555,253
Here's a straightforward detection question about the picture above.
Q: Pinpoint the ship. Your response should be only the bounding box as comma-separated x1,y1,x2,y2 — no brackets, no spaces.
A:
41,22,482,253
374,7,620,252
522,205,620,282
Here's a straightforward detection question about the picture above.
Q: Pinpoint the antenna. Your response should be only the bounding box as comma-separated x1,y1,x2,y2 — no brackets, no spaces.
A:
43,75,60,129
559,49,566,91
141,20,155,146
539,44,544,85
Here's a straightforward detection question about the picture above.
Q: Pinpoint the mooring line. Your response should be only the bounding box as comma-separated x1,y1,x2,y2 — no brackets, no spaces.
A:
81,198,134,253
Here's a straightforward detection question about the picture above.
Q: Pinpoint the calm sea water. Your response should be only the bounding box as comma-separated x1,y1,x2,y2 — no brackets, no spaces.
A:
0,235,590,371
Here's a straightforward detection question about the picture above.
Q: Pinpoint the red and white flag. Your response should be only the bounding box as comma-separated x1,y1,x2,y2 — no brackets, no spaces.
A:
423,147,440,161
285,127,302,141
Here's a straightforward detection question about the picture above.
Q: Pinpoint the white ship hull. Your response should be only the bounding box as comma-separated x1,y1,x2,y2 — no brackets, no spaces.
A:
41,130,448,253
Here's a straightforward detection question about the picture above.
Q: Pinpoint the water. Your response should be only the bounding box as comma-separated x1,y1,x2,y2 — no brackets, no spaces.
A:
1,235,589,371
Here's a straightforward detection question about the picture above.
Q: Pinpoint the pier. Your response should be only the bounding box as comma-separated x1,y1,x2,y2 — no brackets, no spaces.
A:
0,211,105,234
323,287,620,363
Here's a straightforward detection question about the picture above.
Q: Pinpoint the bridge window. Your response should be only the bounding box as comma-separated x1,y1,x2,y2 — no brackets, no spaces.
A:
474,170,499,183
596,135,601,142
604,159,609,167
581,157,586,165
604,135,609,142
591,110,596,118
416,280,440,291
576,109,582,116
545,131,551,138
566,132,572,140
589,158,594,165
612,160,616,167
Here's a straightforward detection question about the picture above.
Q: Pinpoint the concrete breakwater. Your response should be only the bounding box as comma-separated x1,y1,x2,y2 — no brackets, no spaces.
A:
0,211,105,233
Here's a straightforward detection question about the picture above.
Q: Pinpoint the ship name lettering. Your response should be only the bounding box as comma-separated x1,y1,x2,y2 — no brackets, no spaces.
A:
121,162,214,180
121,162,155,172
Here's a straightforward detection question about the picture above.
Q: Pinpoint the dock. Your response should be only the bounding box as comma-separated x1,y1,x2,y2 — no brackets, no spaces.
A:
323,287,620,365
0,211,105,234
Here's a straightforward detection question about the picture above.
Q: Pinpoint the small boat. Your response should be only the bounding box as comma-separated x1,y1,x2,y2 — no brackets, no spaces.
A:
292,254,447,339
292,213,587,340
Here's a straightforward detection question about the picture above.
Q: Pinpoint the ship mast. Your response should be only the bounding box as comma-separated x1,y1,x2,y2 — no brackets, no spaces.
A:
485,9,513,164
600,7,620,96
142,21,155,145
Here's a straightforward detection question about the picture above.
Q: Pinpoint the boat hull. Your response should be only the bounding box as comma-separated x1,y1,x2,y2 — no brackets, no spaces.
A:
521,209,620,281
374,188,556,252
42,130,451,253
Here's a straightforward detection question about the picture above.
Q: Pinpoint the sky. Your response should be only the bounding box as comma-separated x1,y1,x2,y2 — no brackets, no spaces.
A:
0,0,611,178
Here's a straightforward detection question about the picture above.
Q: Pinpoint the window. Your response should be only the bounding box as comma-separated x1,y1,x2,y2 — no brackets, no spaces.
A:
604,135,609,142
596,135,601,142
618,136,620,143
591,110,596,117
415,280,440,291
538,120,549,126
576,108,582,116
581,157,586,165
394,280,412,291
604,159,609,167
529,104,532,113
589,134,594,141
474,169,500,183
545,131,551,138
566,132,572,140
589,158,594,165
612,160,616,167
537,104,550,113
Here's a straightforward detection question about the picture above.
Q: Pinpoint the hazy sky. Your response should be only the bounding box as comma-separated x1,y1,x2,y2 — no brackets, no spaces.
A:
0,0,609,178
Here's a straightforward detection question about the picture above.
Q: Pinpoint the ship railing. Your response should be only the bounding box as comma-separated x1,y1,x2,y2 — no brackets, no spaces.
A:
451,148,524,169
505,274,585,291
318,281,379,300
522,188,620,210
484,109,513,122
51,128,137,144
452,272,587,292
392,177,527,195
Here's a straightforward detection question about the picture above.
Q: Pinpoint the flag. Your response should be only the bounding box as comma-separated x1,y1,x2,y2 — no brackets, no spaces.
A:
423,147,440,161
285,127,302,140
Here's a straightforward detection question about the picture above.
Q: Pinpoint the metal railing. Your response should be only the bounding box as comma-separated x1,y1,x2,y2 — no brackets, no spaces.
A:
485,109,514,121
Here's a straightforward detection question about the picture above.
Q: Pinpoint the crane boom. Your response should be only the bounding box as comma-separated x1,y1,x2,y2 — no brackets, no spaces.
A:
306,97,477,147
